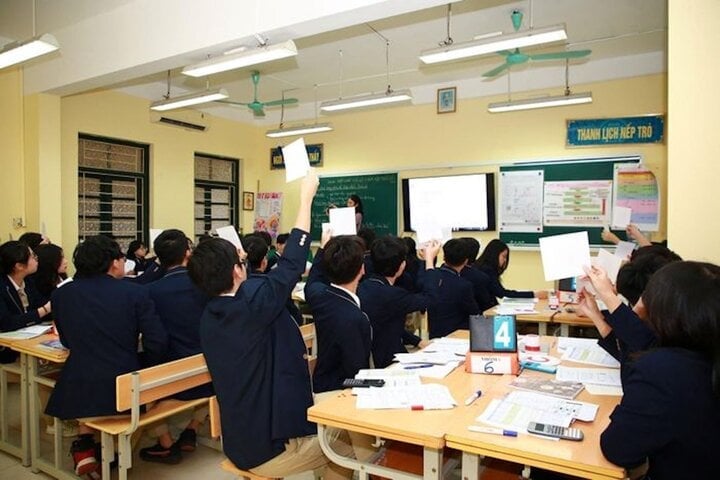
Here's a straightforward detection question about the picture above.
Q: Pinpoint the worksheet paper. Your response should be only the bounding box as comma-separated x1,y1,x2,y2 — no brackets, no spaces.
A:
594,248,623,283
216,225,246,255
415,222,452,246
425,337,470,356
355,384,457,410
611,206,632,229
477,391,598,431
0,324,53,340
328,207,357,235
556,366,622,387
281,137,311,182
561,344,620,368
615,240,636,259
539,231,592,281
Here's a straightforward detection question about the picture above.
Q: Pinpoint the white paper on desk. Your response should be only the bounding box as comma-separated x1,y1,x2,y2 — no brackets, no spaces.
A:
355,384,456,410
392,361,461,379
281,137,311,182
0,324,52,340
584,383,624,396
149,228,163,250
561,344,620,368
595,248,623,283
539,232,591,281
425,337,469,356
611,206,632,230
556,337,598,352
495,306,538,315
328,207,357,235
615,240,635,259
415,222,452,246
394,351,461,365
556,366,622,387
216,225,246,256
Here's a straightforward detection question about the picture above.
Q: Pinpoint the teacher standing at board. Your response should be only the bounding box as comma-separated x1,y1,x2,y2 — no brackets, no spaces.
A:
347,195,364,231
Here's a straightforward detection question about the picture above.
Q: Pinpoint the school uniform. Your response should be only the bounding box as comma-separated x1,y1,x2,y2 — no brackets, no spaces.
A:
395,256,425,293
247,268,303,326
147,266,213,400
601,348,720,479
427,265,480,339
477,264,533,308
304,249,372,393
358,270,439,368
460,264,495,312
0,275,44,363
45,275,168,419
200,229,315,470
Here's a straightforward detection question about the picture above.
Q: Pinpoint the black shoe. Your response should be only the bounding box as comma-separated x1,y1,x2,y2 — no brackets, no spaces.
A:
139,442,182,464
70,435,98,476
174,428,197,453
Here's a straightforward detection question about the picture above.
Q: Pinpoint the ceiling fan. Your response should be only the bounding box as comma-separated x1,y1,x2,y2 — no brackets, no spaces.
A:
216,70,298,117
482,10,591,78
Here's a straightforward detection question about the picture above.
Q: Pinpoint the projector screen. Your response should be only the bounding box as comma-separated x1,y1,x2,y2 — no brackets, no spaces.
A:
402,173,496,232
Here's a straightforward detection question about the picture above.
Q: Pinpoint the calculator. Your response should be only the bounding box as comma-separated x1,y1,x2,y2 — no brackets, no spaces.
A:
341,378,385,388
527,422,584,441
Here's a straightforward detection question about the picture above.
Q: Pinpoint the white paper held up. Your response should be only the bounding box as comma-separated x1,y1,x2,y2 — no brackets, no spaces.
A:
595,248,623,283
611,206,632,230
149,228,163,250
539,231,592,281
216,225,246,256
281,137,311,182
328,207,357,235
415,222,452,246
615,240,635,259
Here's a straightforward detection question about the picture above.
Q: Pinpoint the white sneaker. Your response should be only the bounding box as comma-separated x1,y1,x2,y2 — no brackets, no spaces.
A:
46,421,78,437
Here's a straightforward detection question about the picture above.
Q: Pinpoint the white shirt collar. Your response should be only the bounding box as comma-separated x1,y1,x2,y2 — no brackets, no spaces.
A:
7,275,23,291
330,283,361,308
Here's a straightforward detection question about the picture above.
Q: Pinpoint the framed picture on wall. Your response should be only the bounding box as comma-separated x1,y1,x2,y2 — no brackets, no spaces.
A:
242,192,255,211
437,87,457,114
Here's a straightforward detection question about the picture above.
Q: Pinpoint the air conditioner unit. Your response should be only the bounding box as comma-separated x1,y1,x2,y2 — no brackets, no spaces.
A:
150,110,210,132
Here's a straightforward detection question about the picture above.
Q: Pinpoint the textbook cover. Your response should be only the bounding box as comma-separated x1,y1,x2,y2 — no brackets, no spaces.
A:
509,376,584,400
39,338,67,351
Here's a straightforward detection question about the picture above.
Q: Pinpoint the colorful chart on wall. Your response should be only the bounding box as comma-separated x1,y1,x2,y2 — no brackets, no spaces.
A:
612,164,660,231
254,192,283,239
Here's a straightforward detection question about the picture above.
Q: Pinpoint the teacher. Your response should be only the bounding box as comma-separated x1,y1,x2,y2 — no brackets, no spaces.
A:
347,194,364,231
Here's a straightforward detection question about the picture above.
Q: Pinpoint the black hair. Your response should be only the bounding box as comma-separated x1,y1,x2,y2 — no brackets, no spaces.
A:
276,233,290,245
126,240,146,262
254,231,272,247
322,236,364,285
241,235,269,271
73,235,124,278
442,239,468,267
0,241,32,275
187,238,241,297
401,237,419,276
348,194,364,214
357,227,376,251
34,244,66,298
371,236,408,277
18,232,44,250
641,261,720,395
475,239,510,275
616,251,681,305
460,237,481,263
197,233,214,244
154,229,189,268
630,243,682,262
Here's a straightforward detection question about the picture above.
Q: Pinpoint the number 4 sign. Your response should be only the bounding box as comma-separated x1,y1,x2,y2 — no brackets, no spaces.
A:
493,315,517,351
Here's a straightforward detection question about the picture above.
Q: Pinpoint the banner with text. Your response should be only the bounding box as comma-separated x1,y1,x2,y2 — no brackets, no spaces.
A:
567,115,664,146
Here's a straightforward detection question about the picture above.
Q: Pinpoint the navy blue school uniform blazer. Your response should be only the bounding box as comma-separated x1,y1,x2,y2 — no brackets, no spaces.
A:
601,348,720,479
147,266,213,400
45,275,168,419
358,271,439,368
0,275,44,363
477,264,534,308
460,264,495,312
247,268,304,326
200,229,315,471
395,257,426,293
427,265,480,339
304,249,371,393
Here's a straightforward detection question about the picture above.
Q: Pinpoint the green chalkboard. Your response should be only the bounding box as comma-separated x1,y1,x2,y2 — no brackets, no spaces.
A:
499,156,640,247
311,173,398,240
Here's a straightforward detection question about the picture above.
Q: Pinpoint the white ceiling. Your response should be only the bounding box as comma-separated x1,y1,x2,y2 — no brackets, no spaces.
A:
0,0,667,126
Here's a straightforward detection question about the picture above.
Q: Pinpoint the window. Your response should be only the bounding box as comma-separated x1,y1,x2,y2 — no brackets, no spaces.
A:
194,153,239,242
78,134,149,252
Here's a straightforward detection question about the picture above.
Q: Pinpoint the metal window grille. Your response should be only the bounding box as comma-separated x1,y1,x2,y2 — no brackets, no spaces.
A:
194,153,239,242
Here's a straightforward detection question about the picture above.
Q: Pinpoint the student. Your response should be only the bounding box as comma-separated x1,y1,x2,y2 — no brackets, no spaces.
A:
458,237,494,312
347,194,364,231
31,243,68,305
140,229,212,464
601,223,652,248
427,239,480,339
356,227,376,278
305,232,371,393
0,241,52,363
45,235,168,476
188,172,353,479
474,239,547,307
241,233,303,326
600,261,720,479
395,237,425,293
126,239,150,273
358,236,440,368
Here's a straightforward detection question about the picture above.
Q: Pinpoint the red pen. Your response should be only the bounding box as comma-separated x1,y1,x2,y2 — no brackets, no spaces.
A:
410,405,424,411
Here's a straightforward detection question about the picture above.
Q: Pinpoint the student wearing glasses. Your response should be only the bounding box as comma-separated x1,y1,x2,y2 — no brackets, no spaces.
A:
0,241,52,363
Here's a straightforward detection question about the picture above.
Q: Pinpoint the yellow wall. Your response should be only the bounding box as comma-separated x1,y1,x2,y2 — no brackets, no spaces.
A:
0,68,26,239
668,0,720,263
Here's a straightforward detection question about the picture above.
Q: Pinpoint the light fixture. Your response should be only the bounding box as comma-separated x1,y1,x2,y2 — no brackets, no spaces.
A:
267,86,334,138
320,26,412,113
182,39,297,78
487,58,592,113
150,71,228,111
0,0,59,70
420,23,567,64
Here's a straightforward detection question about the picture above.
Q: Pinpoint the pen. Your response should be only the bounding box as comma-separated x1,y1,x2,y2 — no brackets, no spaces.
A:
467,426,518,437
464,390,482,406
403,363,434,370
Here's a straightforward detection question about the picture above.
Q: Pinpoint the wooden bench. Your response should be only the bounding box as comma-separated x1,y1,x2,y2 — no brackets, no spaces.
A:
84,353,212,480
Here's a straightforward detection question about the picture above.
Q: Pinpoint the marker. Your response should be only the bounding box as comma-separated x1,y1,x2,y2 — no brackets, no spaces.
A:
410,405,424,411
468,426,518,437
403,363,434,370
464,390,482,406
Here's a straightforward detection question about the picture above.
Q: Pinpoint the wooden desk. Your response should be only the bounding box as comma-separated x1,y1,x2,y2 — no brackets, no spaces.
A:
486,300,594,336
0,335,29,465
11,334,73,480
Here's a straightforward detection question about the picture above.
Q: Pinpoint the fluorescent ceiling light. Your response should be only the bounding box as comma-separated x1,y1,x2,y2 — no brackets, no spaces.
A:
419,24,567,64
150,88,229,111
320,89,412,112
182,40,297,77
0,33,59,70
487,92,592,113
266,123,333,138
